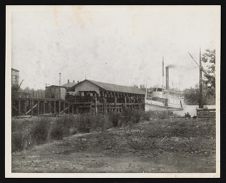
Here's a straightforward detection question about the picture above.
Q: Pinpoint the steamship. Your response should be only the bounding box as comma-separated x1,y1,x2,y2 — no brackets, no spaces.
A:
145,61,184,111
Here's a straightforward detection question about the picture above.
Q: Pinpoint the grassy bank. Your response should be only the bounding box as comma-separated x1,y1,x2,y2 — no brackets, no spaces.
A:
11,109,204,153
12,109,150,152
12,115,215,173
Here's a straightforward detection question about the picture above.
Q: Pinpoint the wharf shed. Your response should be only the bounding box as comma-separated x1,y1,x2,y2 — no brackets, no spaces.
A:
65,79,145,113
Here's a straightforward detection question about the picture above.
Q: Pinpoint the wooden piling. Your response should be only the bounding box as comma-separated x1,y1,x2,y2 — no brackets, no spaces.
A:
18,99,21,116
72,104,74,114
54,101,56,114
31,99,33,116
58,100,61,114
37,100,40,115
43,101,46,114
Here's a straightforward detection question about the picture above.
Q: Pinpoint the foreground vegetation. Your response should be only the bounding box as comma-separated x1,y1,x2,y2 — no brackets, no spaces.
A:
12,110,216,173
12,110,176,152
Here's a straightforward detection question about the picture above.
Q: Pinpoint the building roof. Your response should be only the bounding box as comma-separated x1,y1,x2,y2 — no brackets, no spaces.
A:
79,79,145,95
46,85,66,88
12,68,19,72
62,82,77,88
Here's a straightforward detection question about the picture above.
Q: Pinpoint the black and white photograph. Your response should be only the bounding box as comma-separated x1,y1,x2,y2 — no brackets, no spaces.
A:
5,5,220,178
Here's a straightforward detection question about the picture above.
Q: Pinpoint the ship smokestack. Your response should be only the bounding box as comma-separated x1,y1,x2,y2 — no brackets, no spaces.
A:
166,66,169,90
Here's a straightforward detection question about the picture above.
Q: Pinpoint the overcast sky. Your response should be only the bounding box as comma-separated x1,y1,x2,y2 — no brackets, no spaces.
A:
9,5,220,90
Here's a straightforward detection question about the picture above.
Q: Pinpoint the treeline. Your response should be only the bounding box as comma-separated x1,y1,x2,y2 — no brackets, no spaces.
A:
183,84,215,105
12,85,45,99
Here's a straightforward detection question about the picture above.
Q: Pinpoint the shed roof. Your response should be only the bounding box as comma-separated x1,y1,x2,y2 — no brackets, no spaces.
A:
77,79,145,95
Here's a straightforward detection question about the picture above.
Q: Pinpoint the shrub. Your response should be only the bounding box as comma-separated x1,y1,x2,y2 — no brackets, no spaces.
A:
12,119,34,133
50,125,64,140
54,115,76,137
29,117,50,145
88,113,104,131
99,114,112,131
158,111,171,119
121,108,132,123
69,127,77,135
108,112,121,127
141,111,151,121
50,115,80,140
120,108,143,125
131,110,143,123
75,113,112,133
76,114,92,133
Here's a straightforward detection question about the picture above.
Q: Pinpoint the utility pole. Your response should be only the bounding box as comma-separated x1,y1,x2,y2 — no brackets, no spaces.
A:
59,72,61,99
58,72,61,115
162,57,164,89
199,49,203,108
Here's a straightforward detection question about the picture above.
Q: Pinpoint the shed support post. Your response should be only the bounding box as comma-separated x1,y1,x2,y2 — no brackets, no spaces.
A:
63,102,65,114
43,101,45,114
58,101,61,115
114,94,117,112
103,97,106,114
54,101,56,114
48,102,51,113
31,100,33,116
23,100,26,115
94,95,98,114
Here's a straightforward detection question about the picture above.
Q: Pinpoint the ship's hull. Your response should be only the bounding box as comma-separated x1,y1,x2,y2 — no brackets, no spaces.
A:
145,99,183,112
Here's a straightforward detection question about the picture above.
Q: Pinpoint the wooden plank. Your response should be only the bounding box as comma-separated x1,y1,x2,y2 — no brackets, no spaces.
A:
60,106,69,114
197,108,216,118
25,103,38,115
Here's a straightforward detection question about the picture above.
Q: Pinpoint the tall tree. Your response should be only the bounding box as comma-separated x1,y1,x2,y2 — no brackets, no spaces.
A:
183,84,215,105
202,49,216,96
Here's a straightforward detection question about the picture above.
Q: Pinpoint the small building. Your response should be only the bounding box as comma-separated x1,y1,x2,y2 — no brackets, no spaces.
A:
45,85,66,100
11,68,19,87
65,79,145,113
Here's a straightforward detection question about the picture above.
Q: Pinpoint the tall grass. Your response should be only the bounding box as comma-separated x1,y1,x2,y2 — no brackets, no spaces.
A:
30,118,51,145
12,117,51,152
50,115,76,140
12,109,179,152
108,112,121,127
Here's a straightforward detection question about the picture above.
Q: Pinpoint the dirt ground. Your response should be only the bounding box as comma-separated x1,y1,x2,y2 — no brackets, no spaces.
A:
12,118,216,173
